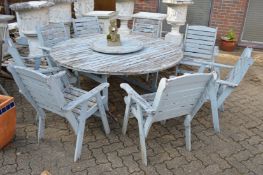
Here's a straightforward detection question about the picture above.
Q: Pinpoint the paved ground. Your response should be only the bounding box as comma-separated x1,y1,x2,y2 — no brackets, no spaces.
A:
0,48,263,175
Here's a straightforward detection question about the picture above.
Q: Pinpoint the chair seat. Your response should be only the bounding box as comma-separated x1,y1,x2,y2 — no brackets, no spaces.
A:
64,86,97,116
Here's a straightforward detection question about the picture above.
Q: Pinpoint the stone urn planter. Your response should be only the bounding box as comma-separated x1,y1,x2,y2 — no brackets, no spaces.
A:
0,95,16,149
74,0,94,18
47,0,74,34
0,15,14,61
162,0,193,46
116,0,135,35
10,1,54,57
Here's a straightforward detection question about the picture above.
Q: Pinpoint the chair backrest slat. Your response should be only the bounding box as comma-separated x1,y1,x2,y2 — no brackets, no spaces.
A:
132,18,162,38
73,16,101,37
152,73,213,121
37,23,69,48
184,25,217,62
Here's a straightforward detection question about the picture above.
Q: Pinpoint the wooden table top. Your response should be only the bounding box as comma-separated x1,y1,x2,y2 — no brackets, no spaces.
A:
50,34,183,75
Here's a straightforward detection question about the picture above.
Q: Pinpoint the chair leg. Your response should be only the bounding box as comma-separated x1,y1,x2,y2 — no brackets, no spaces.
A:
160,120,166,125
122,97,131,135
96,94,110,134
74,71,80,87
37,112,45,143
211,99,220,133
146,74,149,82
209,88,220,133
219,103,224,112
138,117,147,166
175,65,179,76
184,115,191,151
74,120,86,162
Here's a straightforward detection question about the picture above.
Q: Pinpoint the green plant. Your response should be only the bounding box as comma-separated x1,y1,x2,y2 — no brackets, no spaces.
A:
222,29,236,41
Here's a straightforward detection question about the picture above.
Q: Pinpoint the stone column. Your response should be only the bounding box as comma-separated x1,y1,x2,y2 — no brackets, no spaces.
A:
10,1,54,57
116,0,135,35
48,0,74,35
162,0,193,46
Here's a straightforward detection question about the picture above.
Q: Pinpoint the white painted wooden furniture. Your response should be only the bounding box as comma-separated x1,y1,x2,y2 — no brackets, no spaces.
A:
162,0,193,45
10,1,54,57
73,16,101,38
214,48,254,111
5,36,75,85
121,72,219,165
50,33,183,102
132,12,167,38
36,24,77,84
116,0,135,35
176,25,218,74
132,12,167,85
5,37,48,70
50,34,182,75
7,64,110,162
37,23,69,63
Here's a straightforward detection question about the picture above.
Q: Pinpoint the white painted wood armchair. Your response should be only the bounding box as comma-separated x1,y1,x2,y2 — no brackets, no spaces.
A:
7,64,110,162
121,73,219,165
73,16,101,38
132,12,166,38
176,25,219,74
5,37,55,71
36,24,77,84
37,23,69,67
214,48,254,111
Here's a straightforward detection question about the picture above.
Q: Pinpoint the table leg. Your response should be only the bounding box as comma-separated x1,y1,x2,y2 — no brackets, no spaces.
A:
82,73,109,111
118,73,158,93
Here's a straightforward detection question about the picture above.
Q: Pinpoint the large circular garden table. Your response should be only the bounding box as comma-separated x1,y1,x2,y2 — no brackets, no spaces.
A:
50,34,183,76
50,34,183,94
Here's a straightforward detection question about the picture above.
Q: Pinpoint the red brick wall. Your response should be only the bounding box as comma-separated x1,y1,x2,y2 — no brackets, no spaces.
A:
210,0,248,41
134,0,158,13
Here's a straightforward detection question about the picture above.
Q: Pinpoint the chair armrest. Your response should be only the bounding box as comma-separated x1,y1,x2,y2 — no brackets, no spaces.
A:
216,80,238,87
213,62,234,69
120,83,154,114
62,83,109,111
39,46,51,52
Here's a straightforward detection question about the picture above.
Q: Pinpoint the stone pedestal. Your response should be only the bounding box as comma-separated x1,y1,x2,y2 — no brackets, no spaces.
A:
73,0,118,34
0,15,14,61
74,0,94,18
48,0,73,35
116,0,135,35
162,0,193,45
10,1,54,57
85,11,118,34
